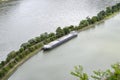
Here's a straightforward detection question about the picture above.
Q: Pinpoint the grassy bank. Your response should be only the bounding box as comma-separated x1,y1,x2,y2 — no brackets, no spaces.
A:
1,47,42,80
0,0,11,3
77,12,118,33
3,9,120,80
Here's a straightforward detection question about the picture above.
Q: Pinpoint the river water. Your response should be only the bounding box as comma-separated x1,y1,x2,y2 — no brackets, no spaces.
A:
0,0,120,80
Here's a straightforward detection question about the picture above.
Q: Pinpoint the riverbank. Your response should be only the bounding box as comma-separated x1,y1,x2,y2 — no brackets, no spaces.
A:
0,0,15,3
1,47,42,80
0,0,13,3
0,2,120,80
4,11,120,80
78,11,119,33
0,0,18,8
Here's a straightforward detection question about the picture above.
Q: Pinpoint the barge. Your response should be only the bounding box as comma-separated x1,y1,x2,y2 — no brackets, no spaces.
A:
42,31,78,51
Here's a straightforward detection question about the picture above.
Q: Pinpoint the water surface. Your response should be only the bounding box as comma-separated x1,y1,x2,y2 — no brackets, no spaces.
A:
0,0,119,61
9,13,120,80
0,0,120,80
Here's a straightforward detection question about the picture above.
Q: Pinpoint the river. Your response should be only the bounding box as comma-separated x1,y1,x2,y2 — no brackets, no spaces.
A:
0,0,120,80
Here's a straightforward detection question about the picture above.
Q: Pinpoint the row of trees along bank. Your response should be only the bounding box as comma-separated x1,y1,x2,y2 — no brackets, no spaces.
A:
0,0,14,3
0,2,120,80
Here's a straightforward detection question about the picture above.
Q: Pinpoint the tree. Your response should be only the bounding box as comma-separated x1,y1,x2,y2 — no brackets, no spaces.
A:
6,51,16,62
3,67,9,73
18,54,24,59
15,56,20,62
0,61,6,67
0,64,2,68
116,3,120,10
68,25,75,31
35,36,42,42
79,20,89,27
91,16,98,23
8,62,14,68
24,49,30,55
36,42,43,48
28,46,35,52
86,16,92,24
40,32,49,41
19,47,25,53
106,7,112,16
20,42,31,49
112,5,118,12
63,27,70,35
48,32,56,38
97,10,106,20
28,39,37,45
0,70,5,78
56,27,65,38
74,26,79,30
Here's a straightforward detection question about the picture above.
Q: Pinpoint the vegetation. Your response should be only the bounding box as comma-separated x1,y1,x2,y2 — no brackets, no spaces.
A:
71,65,88,80
0,2,120,80
0,0,12,3
71,63,120,80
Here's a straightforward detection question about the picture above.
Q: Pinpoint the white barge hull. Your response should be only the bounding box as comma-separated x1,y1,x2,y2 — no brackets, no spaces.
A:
42,31,78,51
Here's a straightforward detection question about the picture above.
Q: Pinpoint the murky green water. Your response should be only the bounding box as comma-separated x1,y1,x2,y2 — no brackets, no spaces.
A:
0,0,120,80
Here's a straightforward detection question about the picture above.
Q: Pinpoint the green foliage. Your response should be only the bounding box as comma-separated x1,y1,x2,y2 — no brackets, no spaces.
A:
68,25,75,31
6,51,16,62
0,69,5,78
106,7,112,16
1,2,120,80
35,36,41,42
91,16,98,23
112,63,120,74
97,10,106,20
56,27,65,38
79,20,89,27
71,63,120,80
71,65,88,80
112,5,118,12
0,61,6,66
117,3,120,9
40,32,49,41
107,63,120,80
48,32,55,37
28,39,37,45
91,69,112,80
20,42,31,49
15,56,20,62
86,17,92,24
63,27,70,35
